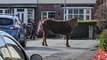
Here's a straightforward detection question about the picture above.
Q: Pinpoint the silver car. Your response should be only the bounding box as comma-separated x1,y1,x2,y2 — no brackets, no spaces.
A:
0,31,42,60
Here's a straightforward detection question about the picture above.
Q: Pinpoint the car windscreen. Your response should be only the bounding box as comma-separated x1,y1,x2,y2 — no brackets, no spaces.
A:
0,18,13,25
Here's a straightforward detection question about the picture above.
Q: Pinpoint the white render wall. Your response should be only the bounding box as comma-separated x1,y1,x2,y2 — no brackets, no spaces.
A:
0,0,96,4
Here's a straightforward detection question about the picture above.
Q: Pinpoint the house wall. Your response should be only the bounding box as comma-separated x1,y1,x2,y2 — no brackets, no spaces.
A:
36,4,95,20
36,4,63,20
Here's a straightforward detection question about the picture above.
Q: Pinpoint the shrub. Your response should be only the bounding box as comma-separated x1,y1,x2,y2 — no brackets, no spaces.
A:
99,29,107,51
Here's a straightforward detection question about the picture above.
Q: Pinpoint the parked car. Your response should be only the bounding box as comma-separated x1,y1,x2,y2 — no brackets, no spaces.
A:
0,31,42,60
0,14,27,47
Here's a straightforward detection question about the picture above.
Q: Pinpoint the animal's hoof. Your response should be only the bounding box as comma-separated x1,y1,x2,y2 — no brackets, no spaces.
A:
45,44,48,46
42,42,44,46
66,45,70,47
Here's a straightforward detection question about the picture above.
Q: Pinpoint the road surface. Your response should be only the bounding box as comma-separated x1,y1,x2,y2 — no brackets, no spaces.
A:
25,38,98,60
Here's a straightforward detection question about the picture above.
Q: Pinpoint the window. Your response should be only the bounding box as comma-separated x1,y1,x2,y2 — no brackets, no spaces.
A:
3,36,26,60
17,9,24,12
74,9,78,14
41,12,47,19
79,9,83,14
41,11,55,19
66,8,91,20
48,12,55,18
0,9,11,14
86,15,90,20
42,12,47,16
27,9,34,23
86,9,90,14
0,46,11,60
68,9,84,20
68,9,72,14
79,15,84,20
0,18,13,25
5,9,11,14
0,36,11,60
0,10,3,13
68,15,72,19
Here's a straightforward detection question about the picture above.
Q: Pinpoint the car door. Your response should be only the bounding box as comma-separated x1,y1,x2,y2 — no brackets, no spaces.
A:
2,35,29,60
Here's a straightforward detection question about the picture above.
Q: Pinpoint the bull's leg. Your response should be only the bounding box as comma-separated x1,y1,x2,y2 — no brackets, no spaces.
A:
65,34,70,47
42,33,45,46
42,33,48,46
44,34,48,46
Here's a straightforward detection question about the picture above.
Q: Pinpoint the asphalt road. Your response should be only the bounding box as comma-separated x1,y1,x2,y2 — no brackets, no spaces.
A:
24,38,98,60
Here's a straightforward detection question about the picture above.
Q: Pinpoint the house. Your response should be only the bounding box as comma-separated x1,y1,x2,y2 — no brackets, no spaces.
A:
0,0,97,39
0,0,96,23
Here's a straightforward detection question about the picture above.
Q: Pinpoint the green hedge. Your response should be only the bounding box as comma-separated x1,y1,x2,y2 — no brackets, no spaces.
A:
78,20,97,23
99,29,107,51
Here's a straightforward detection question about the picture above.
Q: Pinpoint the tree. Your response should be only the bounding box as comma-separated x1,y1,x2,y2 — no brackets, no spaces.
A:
94,1,107,30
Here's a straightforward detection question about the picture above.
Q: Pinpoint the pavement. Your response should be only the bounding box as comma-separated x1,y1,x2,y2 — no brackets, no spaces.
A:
25,38,99,60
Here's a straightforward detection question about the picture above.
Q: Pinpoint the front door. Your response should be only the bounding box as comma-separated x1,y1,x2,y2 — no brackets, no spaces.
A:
17,12,24,23
14,9,27,24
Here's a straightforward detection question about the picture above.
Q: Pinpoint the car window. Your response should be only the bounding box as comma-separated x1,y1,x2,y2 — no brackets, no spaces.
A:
0,35,12,60
0,18,13,25
3,36,26,60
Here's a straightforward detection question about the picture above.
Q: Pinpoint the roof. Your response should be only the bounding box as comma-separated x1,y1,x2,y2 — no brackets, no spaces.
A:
0,0,96,4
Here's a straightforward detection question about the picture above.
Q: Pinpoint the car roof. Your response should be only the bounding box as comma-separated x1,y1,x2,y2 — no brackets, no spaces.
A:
0,14,17,19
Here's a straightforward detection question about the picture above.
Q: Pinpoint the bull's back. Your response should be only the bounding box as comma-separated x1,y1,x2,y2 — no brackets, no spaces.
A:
42,20,72,35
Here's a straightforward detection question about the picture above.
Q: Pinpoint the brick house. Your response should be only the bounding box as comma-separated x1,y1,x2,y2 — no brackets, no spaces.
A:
0,0,96,24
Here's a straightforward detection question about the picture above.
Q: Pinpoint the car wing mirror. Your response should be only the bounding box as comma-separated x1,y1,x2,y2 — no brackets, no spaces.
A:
30,54,42,60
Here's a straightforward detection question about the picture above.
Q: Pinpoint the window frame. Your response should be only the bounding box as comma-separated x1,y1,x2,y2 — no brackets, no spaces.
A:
63,7,92,20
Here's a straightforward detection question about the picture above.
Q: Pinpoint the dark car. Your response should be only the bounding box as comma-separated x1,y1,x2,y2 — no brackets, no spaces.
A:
0,31,42,60
0,14,27,47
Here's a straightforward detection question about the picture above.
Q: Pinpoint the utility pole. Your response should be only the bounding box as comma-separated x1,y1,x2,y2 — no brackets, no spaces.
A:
64,0,66,21
37,0,39,21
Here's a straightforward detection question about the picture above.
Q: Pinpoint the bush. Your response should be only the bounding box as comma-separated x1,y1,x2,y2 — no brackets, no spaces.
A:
99,29,107,51
92,29,107,60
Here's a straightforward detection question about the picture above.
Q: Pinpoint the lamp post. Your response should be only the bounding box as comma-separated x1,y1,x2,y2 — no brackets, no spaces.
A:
64,0,66,21
37,0,39,20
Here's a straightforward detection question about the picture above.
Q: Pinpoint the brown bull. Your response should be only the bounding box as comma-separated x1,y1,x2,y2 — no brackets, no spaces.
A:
39,17,78,47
